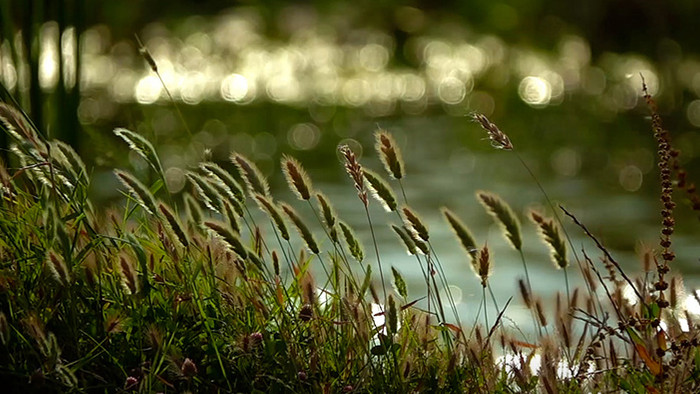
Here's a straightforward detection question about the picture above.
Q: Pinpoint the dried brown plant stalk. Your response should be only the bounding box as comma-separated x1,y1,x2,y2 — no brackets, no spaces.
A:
642,77,675,311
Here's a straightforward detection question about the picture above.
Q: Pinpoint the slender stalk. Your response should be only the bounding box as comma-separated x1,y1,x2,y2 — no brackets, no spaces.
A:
483,285,489,329
364,206,386,302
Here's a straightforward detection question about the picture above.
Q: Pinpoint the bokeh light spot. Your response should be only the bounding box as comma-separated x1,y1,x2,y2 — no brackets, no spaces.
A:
518,76,551,107
550,148,581,177
135,75,162,104
686,99,700,127
165,167,186,193
438,77,466,104
619,165,643,192
221,73,253,103
288,123,321,150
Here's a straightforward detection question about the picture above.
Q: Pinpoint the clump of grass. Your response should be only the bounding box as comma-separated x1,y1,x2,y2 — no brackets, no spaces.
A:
1,79,700,393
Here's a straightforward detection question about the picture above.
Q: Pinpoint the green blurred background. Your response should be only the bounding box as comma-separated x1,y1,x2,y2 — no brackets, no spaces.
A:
2,0,700,321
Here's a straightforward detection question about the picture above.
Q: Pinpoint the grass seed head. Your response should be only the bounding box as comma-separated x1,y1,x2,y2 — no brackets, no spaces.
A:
442,207,478,261
119,256,138,295
472,113,513,150
200,161,245,202
281,202,319,254
158,202,189,247
530,210,568,269
203,220,247,259
477,190,522,251
474,244,492,288
231,152,270,197
339,144,368,207
375,129,404,179
363,169,397,212
402,206,429,242
391,225,417,255
339,221,364,262
47,250,70,287
115,170,158,215
282,155,313,200
254,194,290,241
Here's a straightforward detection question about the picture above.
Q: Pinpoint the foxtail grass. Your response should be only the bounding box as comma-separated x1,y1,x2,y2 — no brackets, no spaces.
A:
232,152,270,198
1,80,700,393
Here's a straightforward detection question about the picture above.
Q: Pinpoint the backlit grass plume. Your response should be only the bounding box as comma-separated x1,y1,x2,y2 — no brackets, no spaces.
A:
474,244,492,288
203,220,247,259
402,205,429,242
363,169,397,212
472,113,513,151
232,152,270,197
187,172,224,213
47,250,70,287
477,190,521,251
200,162,245,203
280,202,319,254
339,144,368,207
254,194,290,241
158,202,189,248
114,128,164,175
391,224,417,255
530,210,568,269
442,207,478,261
339,220,364,262
114,169,157,215
282,155,313,201
316,192,338,242
375,129,404,180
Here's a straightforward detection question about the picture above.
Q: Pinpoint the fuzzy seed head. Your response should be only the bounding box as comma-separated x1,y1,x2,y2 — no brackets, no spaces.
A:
472,113,513,150
477,191,522,251
363,169,397,212
282,155,313,200
181,358,198,378
339,145,368,207
115,170,157,215
442,207,478,261
231,153,270,197
402,206,429,242
47,250,70,287
474,244,492,288
530,210,568,269
375,129,404,179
